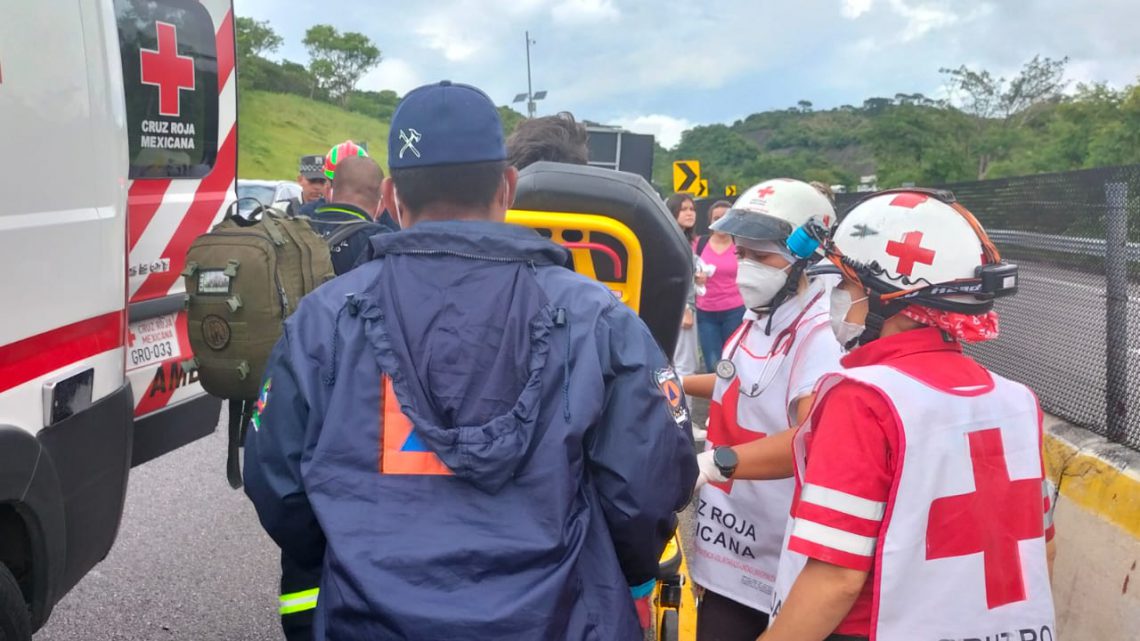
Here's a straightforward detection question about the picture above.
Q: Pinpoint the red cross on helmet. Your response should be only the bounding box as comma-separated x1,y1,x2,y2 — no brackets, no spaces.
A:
824,188,1017,313
711,178,834,243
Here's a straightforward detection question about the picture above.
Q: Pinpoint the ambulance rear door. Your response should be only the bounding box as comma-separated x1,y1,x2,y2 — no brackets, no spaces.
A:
115,0,236,464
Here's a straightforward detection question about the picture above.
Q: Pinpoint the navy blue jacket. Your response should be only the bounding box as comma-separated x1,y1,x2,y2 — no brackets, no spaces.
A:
308,203,394,275
244,220,697,641
295,198,324,217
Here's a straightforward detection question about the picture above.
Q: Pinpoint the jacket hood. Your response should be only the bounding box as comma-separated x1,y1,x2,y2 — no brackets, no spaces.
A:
359,221,568,493
369,220,569,266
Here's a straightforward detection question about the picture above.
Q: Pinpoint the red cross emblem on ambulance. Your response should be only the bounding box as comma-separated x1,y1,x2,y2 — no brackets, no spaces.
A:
139,21,196,117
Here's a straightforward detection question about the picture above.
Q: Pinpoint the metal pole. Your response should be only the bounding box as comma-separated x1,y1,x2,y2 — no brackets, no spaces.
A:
1105,181,1129,443
525,31,535,118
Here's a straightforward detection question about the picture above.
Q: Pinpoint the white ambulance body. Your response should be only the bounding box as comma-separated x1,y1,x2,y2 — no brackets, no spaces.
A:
0,0,235,635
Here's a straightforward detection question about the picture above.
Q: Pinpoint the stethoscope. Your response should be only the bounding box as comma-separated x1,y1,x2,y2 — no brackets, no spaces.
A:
716,291,825,398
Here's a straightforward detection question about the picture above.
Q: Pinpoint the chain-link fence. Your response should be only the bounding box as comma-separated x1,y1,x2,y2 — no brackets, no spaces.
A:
836,165,1140,450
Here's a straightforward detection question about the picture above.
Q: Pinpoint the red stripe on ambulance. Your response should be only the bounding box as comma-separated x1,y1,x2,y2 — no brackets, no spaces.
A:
215,11,234,90
131,126,236,302
0,312,125,393
127,178,172,250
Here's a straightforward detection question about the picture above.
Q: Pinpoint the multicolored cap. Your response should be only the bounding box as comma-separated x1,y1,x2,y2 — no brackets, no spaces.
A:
323,140,369,179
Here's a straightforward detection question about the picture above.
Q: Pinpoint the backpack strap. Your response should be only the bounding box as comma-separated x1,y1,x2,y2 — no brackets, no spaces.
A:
695,234,711,258
260,216,288,246
325,220,374,247
226,399,251,490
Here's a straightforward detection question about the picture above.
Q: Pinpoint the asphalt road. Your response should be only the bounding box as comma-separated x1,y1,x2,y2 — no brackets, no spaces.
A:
34,399,710,641
36,408,281,641
970,258,1140,444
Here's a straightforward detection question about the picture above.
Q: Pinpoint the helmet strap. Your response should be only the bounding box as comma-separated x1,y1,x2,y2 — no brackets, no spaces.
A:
764,259,809,336
857,294,905,346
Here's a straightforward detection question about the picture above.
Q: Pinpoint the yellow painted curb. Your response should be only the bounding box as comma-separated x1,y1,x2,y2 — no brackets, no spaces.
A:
1044,432,1140,540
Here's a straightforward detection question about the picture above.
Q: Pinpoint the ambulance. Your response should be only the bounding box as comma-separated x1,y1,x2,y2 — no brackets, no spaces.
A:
0,0,235,636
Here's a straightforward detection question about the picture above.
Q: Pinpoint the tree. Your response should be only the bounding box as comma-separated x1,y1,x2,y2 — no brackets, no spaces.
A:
303,25,382,105
347,89,401,120
497,106,526,137
862,97,893,114
234,17,283,91
868,103,973,186
940,55,1069,178
235,17,282,60
797,100,813,113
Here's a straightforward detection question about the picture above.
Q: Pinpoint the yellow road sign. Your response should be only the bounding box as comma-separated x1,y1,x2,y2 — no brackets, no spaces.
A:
672,160,700,193
697,180,709,198
725,184,738,197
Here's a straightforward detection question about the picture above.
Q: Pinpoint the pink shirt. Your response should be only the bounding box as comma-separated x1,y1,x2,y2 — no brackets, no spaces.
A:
694,237,745,312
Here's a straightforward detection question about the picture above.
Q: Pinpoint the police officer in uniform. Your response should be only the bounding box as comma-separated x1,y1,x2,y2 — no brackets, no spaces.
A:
287,154,329,215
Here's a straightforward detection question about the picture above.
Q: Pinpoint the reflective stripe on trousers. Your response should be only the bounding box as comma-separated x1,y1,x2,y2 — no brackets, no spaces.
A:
279,588,319,615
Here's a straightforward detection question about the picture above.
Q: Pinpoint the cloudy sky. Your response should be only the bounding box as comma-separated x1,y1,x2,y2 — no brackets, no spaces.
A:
233,0,1140,148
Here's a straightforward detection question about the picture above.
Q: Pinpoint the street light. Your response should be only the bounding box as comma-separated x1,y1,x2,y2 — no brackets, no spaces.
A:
512,31,547,118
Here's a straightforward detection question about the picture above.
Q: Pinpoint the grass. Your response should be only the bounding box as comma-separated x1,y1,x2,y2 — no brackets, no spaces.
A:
237,90,390,179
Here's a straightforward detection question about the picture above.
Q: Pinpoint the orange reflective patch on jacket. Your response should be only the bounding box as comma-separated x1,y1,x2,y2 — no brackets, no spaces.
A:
379,376,453,476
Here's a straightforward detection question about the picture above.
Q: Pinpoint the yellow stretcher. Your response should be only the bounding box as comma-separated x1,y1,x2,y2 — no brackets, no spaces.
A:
508,160,698,641
505,210,644,312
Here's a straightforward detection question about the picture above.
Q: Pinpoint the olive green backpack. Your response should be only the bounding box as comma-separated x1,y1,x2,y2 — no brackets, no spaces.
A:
183,205,338,400
183,205,350,487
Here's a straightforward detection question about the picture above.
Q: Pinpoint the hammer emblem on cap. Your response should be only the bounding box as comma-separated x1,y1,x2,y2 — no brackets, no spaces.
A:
399,129,422,159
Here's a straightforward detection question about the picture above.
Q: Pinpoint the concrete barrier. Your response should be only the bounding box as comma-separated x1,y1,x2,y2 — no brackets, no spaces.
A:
1044,416,1140,639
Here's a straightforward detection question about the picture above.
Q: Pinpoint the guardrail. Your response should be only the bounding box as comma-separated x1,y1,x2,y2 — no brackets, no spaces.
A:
989,229,1140,262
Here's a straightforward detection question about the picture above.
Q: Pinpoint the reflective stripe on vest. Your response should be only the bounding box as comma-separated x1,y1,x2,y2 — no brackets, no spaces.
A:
279,588,319,615
775,365,1055,640
315,206,370,222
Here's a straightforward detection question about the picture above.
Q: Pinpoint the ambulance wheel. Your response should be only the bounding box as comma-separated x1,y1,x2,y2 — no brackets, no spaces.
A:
0,563,31,641
657,609,678,641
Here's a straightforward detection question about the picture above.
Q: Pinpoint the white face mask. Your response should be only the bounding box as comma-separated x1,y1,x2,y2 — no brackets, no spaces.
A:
830,286,868,349
736,259,790,310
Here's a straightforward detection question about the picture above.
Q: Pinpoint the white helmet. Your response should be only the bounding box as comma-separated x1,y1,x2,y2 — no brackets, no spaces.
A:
825,189,1017,312
711,178,834,242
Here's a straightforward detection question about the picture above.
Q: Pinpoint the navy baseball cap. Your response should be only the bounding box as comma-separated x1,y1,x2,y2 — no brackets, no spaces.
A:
388,81,507,170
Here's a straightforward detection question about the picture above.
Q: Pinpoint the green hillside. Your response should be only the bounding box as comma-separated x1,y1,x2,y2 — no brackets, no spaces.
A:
236,80,1140,198
237,90,390,179
235,33,1138,193
654,82,1140,197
